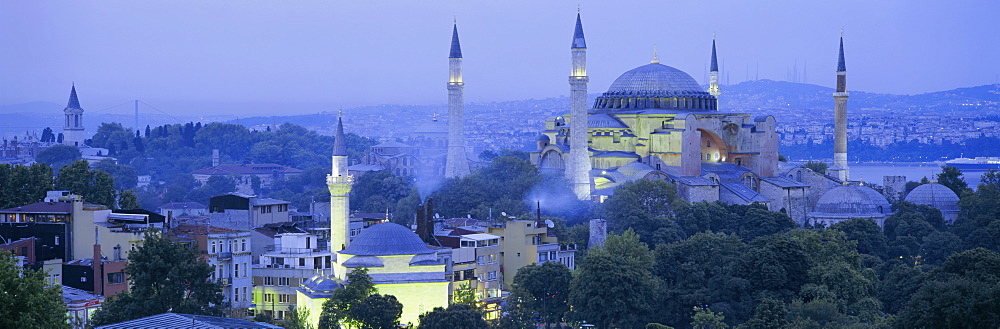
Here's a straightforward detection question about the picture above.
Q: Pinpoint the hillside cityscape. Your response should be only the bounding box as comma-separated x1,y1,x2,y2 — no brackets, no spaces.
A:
3,2,1000,329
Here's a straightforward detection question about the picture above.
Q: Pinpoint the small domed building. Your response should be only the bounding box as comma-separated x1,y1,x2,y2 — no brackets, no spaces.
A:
904,183,960,223
808,184,893,227
297,222,449,326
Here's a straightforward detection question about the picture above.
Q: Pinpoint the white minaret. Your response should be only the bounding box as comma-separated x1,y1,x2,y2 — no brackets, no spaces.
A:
62,84,85,146
568,13,591,200
708,36,721,109
829,34,850,181
445,23,471,178
328,116,353,252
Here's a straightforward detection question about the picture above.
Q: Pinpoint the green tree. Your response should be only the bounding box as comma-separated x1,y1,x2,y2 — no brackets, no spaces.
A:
935,165,969,196
0,251,69,328
830,218,888,259
510,262,573,327
55,160,117,207
90,231,223,326
895,277,1000,328
569,230,658,329
877,264,926,314
691,306,729,329
285,306,314,329
802,161,828,175
117,189,141,209
419,304,489,329
0,163,54,209
654,232,750,327
350,294,402,329
319,268,377,329
36,144,82,169
601,179,677,234
452,282,478,308
92,159,139,190
740,298,788,329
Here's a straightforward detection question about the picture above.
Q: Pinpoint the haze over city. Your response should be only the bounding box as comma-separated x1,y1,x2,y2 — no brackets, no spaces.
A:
2,0,998,117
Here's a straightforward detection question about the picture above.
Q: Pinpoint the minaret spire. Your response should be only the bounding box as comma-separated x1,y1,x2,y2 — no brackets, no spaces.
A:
445,22,470,178
62,84,85,146
333,116,347,156
708,36,721,109
568,12,591,200
830,33,850,181
328,114,353,252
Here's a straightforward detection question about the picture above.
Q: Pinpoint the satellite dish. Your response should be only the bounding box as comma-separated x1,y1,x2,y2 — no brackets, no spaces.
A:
467,214,472,219
545,219,555,228
434,213,440,219
500,212,507,217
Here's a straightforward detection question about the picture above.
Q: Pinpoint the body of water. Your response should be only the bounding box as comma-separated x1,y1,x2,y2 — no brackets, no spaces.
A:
849,162,985,187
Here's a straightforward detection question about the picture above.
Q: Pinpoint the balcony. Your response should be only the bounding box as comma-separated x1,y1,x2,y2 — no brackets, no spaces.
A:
221,277,232,286
218,252,232,260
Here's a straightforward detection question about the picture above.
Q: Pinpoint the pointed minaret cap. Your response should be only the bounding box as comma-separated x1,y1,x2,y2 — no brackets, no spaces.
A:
449,24,463,59
572,13,586,49
67,84,82,109
837,35,846,72
710,38,719,72
333,116,347,156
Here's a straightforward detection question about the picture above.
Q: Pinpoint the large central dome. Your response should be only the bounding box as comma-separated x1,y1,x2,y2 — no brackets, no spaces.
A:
593,63,717,111
607,63,706,94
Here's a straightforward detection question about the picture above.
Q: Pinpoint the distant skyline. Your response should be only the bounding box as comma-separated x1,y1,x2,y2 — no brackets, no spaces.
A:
1,1,998,117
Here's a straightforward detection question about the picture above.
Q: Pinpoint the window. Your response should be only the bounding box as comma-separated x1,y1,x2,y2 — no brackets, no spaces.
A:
234,288,239,302
211,241,216,253
279,294,290,303
234,264,240,278
243,263,248,277
55,236,59,245
241,239,246,251
80,276,86,282
263,294,274,303
242,287,247,302
278,277,290,286
538,252,547,263
107,272,125,284
477,256,485,265
488,254,497,264
264,277,274,286
299,258,305,267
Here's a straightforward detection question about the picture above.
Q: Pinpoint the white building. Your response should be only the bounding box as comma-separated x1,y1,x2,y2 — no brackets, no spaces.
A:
252,232,333,321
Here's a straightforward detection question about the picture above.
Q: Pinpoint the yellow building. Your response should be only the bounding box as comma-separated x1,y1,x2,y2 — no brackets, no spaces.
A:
488,219,576,289
297,222,449,326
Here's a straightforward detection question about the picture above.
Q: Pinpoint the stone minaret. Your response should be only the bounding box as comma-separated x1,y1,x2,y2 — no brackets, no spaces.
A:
328,116,353,252
62,84,85,147
445,23,470,178
829,35,850,181
708,37,721,108
568,13,591,200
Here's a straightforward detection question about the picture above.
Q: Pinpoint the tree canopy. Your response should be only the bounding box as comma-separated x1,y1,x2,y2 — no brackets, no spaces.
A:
90,231,224,326
0,251,69,328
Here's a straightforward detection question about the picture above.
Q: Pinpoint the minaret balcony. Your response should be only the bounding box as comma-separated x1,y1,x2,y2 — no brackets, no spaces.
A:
327,175,354,185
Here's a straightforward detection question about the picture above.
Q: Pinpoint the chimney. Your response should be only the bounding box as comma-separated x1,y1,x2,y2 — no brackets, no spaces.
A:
93,227,102,294
536,200,542,227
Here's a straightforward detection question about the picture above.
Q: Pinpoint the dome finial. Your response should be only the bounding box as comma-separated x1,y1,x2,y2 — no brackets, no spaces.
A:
651,44,660,64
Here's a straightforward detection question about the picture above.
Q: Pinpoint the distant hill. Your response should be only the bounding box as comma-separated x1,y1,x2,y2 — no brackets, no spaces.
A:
4,82,998,140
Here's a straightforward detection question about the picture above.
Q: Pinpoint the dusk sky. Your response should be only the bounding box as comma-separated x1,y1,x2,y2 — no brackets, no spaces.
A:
2,1,998,116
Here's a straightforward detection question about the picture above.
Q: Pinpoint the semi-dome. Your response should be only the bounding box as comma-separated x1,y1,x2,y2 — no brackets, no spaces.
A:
341,222,434,256
905,183,960,212
812,185,893,217
594,63,717,111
